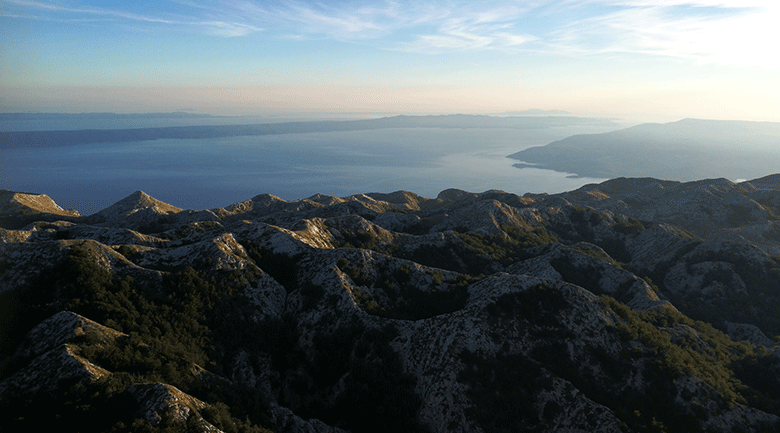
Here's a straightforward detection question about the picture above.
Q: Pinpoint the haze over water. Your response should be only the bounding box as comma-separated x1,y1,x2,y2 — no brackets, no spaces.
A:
1,116,614,215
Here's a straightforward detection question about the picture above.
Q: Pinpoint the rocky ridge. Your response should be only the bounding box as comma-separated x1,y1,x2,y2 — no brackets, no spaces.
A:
2,175,780,432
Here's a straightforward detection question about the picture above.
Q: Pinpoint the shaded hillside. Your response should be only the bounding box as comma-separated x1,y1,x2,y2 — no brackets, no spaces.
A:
3,176,780,432
508,119,780,181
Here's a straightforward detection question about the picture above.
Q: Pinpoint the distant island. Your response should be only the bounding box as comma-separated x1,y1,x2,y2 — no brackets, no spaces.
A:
0,111,218,121
497,109,572,116
508,118,780,181
499,108,572,116
5,114,617,147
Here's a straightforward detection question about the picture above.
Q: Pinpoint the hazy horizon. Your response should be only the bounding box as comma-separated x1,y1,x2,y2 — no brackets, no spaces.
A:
0,109,640,130
5,109,780,131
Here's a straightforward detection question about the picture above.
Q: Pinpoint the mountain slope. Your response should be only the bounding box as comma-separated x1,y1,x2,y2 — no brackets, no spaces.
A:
2,177,780,432
0,189,80,229
508,119,780,181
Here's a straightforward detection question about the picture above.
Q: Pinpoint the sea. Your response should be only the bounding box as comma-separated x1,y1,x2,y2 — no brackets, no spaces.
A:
1,115,618,216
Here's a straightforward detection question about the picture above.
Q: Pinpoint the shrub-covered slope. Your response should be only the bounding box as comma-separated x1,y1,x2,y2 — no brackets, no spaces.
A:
2,175,780,432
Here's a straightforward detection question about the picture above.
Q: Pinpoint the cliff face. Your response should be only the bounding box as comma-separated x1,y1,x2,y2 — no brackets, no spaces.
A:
2,176,780,432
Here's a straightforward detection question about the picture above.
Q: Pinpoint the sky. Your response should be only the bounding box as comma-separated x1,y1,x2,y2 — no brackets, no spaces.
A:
1,0,779,122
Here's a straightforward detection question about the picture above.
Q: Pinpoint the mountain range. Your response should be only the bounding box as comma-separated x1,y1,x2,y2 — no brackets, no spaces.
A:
509,119,780,181
3,174,780,432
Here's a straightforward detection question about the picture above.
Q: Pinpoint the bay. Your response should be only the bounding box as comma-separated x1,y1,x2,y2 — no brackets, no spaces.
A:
2,124,615,215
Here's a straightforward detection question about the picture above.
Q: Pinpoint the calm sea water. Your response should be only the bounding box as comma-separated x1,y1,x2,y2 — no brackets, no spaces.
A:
2,119,615,215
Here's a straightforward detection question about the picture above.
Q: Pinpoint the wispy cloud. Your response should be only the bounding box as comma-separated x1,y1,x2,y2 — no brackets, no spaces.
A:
549,0,780,68
200,20,262,37
588,0,770,7
2,0,537,49
391,5,537,53
1,0,260,36
242,2,538,52
2,0,778,66
3,0,178,23
237,1,395,39
288,4,387,38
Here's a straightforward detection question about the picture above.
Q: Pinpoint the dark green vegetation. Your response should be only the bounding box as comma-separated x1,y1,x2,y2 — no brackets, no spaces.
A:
402,223,556,275
1,243,272,432
0,240,430,432
595,296,780,433
337,258,474,320
552,207,638,263
459,288,780,433
4,175,780,432
645,245,780,338
458,349,554,433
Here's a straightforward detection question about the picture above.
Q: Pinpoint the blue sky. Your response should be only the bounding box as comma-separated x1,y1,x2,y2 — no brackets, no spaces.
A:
1,0,778,121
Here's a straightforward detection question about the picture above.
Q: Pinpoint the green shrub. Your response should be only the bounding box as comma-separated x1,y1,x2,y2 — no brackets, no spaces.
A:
613,217,646,235
598,295,780,423
2,243,274,432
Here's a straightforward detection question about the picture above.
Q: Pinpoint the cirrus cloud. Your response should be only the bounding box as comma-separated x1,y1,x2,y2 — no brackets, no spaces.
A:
2,0,778,67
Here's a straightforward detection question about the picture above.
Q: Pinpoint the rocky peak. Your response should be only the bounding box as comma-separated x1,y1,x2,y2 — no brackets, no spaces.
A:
4,176,780,432
364,190,441,211
16,311,125,360
0,189,80,229
128,383,222,431
305,193,346,206
0,189,80,217
436,188,479,202
91,190,182,218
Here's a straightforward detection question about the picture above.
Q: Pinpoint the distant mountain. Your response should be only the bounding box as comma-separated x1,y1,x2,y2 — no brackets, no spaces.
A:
6,114,618,147
0,112,218,120
498,109,572,116
508,118,780,181
3,175,780,432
